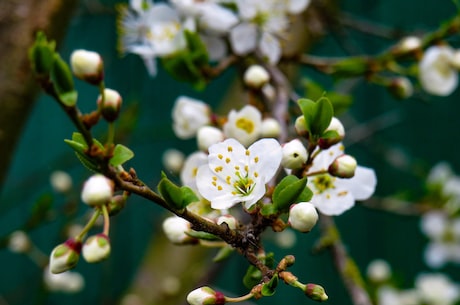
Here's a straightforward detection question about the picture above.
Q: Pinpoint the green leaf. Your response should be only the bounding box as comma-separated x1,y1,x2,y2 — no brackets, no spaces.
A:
261,274,279,297
312,97,334,136
157,174,198,210
243,265,262,289
110,144,134,166
28,31,56,77
213,245,234,262
186,230,220,241
296,185,313,203
180,186,199,207
51,53,77,106
272,176,308,212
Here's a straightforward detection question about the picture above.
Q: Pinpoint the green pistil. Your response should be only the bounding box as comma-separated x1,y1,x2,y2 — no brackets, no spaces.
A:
313,174,335,193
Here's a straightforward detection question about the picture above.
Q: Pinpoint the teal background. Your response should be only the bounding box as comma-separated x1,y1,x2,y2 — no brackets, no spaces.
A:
1,0,459,304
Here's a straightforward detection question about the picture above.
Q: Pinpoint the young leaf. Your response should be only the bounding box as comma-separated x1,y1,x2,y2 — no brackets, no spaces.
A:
157,175,198,210
243,265,262,289
311,97,334,136
213,245,234,262
261,274,279,297
185,230,220,241
28,32,56,77
272,176,308,212
109,144,134,166
51,54,77,107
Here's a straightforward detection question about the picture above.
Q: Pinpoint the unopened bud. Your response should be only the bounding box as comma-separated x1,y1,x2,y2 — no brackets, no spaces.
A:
8,230,31,253
367,259,391,283
294,116,308,137
305,283,328,302
162,216,197,245
261,118,281,138
318,117,345,149
162,149,185,174
388,77,414,99
70,49,104,85
244,65,270,89
107,195,126,216
82,234,111,263
81,174,114,207
98,88,122,122
197,126,224,151
187,286,226,305
328,154,357,178
49,239,82,274
216,215,237,230
395,36,422,55
288,202,318,233
50,170,73,193
281,139,308,170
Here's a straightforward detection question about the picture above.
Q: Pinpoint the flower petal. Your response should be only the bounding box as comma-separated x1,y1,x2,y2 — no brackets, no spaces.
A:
341,166,377,201
230,23,257,55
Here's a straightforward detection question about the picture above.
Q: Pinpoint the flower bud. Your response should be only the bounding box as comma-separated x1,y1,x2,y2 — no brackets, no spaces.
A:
50,170,73,193
305,283,328,302
8,230,31,253
186,286,226,305
81,174,114,207
44,267,85,293
82,234,111,263
98,88,122,122
173,96,211,139
197,126,224,152
261,118,281,138
294,115,308,137
367,259,391,283
107,194,126,216
388,77,414,99
395,36,422,54
162,149,185,175
244,65,270,89
70,49,104,85
288,202,318,233
49,239,82,274
216,215,237,230
281,139,308,170
318,117,345,149
328,154,357,178
162,216,197,245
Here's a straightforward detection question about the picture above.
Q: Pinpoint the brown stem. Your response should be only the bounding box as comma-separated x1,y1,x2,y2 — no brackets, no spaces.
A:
319,215,373,305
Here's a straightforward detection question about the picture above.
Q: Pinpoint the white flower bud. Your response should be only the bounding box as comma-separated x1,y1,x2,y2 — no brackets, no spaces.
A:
49,239,82,274
367,259,391,283
388,77,414,99
162,216,197,244
328,154,357,178
216,215,237,230
281,139,308,170
318,117,345,149
172,96,211,139
8,230,31,253
81,174,114,207
294,115,308,137
288,202,318,233
244,65,270,88
261,118,281,138
82,234,111,263
162,149,185,174
70,49,104,85
98,88,122,122
396,36,422,54
197,126,224,151
223,105,262,147
187,286,224,305
44,267,85,293
50,170,73,193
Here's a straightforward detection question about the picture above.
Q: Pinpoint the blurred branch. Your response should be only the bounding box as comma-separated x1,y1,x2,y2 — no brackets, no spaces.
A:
0,0,78,187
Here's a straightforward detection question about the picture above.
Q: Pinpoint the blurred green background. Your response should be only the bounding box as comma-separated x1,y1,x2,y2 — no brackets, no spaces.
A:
0,0,459,304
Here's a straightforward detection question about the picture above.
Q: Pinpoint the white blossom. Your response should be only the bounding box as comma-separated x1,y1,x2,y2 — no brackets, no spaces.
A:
197,126,224,151
172,96,211,139
196,138,282,210
419,45,458,96
81,174,114,207
180,151,208,192
415,273,460,305
223,105,262,147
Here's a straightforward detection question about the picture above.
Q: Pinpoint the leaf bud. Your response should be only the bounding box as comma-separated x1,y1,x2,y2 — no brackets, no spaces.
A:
244,65,270,89
288,202,318,233
98,88,122,122
187,286,226,305
81,174,114,207
197,126,224,152
49,238,82,274
328,154,357,178
82,234,111,263
70,49,104,85
304,283,328,302
281,139,308,170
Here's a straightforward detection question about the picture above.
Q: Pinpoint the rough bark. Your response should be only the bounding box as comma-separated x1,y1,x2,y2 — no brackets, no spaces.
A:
0,0,78,187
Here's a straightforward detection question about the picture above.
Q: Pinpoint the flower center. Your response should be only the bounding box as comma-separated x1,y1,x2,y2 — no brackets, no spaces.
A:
236,118,255,134
233,172,256,196
312,174,335,193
